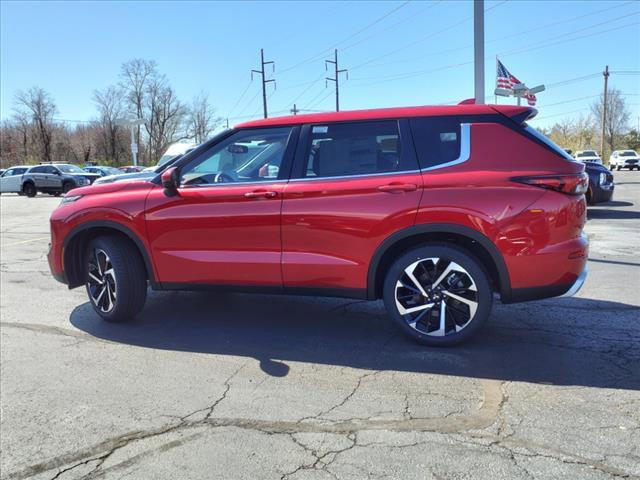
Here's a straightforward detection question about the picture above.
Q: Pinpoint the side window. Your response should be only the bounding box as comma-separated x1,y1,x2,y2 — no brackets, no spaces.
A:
30,166,46,174
3,169,14,177
409,117,462,169
304,121,410,178
46,166,58,174
180,127,293,186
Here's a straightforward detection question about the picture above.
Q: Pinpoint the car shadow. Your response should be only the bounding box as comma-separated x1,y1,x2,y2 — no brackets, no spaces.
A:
70,291,640,390
587,209,640,220
594,200,634,207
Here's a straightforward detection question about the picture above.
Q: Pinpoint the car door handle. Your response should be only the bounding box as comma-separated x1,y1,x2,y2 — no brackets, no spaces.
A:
377,183,417,193
244,190,278,199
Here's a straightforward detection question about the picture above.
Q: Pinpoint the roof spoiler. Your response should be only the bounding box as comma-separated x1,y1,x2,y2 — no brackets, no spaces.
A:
490,105,538,124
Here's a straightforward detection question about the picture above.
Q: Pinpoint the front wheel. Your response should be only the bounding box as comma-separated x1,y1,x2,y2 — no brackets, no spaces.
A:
62,182,74,194
383,244,493,346
85,236,147,322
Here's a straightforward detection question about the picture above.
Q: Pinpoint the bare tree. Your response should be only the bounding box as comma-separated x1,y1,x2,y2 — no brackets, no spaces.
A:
93,85,126,162
14,87,57,162
120,59,157,162
187,92,220,144
591,88,630,157
145,75,187,162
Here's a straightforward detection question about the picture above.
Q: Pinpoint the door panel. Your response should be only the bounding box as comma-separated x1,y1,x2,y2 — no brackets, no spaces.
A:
281,172,423,291
145,183,286,286
282,119,422,292
143,125,297,287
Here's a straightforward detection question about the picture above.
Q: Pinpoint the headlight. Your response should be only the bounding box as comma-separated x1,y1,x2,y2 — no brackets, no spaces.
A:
599,173,607,185
80,178,89,185
60,194,83,205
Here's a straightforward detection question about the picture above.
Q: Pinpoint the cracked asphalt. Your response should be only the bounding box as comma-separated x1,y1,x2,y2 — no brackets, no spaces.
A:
1,171,639,480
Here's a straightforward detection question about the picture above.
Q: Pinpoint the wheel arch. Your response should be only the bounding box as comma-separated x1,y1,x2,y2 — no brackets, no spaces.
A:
367,223,512,301
63,220,157,289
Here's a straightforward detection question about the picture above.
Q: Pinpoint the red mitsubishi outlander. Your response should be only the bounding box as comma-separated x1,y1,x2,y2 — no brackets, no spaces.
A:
48,104,588,346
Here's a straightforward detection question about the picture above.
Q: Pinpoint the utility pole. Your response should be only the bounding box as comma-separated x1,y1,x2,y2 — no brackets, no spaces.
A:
325,49,348,112
600,65,609,159
251,48,275,119
290,104,299,115
473,0,485,105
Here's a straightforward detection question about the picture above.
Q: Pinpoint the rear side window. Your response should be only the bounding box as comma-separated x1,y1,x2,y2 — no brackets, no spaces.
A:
29,166,47,173
409,117,462,169
304,121,413,178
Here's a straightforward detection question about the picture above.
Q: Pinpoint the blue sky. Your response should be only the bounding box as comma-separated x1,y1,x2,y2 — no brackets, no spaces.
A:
1,0,639,130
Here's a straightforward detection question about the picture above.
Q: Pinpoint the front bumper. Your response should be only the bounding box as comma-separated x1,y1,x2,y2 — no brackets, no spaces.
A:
561,265,588,297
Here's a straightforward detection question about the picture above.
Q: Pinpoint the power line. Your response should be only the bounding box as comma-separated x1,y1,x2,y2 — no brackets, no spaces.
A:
226,81,252,118
350,0,508,71
339,1,443,53
357,0,636,70
277,0,412,75
499,11,639,56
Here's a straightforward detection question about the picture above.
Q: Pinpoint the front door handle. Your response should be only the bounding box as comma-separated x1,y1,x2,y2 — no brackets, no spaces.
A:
244,190,278,199
377,183,418,193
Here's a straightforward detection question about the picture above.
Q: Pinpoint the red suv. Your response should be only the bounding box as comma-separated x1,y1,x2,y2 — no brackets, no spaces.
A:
48,104,588,346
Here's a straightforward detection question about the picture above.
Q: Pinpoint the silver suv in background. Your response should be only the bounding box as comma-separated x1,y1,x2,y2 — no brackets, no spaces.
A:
20,164,100,197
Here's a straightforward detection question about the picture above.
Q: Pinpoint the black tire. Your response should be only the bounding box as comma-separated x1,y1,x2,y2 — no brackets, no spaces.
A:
617,166,621,171
382,244,493,347
62,182,74,194
23,182,36,197
51,192,62,197
85,236,147,322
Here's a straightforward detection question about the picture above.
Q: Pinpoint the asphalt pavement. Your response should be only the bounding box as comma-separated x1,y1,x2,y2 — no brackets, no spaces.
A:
1,171,638,479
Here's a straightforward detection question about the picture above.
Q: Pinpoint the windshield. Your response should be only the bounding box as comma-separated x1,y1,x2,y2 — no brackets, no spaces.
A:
577,151,598,157
104,167,121,175
620,151,638,157
524,125,574,160
57,164,86,173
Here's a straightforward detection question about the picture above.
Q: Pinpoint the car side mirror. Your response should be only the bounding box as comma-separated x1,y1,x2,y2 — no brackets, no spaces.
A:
161,167,179,196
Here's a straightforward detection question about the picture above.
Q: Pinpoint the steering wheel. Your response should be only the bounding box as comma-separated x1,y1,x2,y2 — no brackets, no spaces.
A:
213,172,235,183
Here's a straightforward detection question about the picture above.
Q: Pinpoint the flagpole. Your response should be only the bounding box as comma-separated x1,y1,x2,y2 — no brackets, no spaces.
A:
495,56,498,104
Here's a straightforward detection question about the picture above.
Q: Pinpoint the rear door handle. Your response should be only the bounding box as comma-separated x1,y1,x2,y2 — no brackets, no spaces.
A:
377,183,417,193
244,190,278,199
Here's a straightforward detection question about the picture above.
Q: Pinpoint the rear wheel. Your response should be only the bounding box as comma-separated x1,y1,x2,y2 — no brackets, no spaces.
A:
62,182,74,194
85,236,147,322
23,182,36,197
383,244,493,346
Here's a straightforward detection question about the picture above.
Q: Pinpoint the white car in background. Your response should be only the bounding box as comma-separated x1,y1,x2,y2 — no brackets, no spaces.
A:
142,141,198,172
0,165,30,194
574,150,602,164
609,150,640,170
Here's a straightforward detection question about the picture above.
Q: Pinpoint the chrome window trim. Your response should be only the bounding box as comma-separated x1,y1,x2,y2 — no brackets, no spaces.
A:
179,178,285,189
420,123,471,172
288,169,421,183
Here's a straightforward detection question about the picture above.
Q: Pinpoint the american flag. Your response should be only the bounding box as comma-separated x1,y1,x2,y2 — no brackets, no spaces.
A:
496,59,537,106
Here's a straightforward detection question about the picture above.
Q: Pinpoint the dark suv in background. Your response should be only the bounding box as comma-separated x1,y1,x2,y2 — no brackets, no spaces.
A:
21,164,100,197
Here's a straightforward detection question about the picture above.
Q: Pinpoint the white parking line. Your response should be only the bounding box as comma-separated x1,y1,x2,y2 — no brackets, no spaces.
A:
1,236,49,247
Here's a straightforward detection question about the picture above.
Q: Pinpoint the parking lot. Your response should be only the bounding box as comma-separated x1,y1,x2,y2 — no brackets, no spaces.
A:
1,172,638,479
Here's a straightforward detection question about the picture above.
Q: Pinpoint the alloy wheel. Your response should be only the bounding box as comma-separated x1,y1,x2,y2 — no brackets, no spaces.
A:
87,248,117,313
394,257,479,337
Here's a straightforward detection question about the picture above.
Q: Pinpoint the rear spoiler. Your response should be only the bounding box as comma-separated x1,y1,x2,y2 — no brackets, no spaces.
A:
490,105,538,124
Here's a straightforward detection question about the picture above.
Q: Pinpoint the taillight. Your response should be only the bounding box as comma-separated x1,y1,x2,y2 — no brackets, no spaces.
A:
512,172,589,195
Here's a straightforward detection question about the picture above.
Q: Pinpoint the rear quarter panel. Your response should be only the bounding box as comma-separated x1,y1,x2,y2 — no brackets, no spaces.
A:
416,123,586,291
